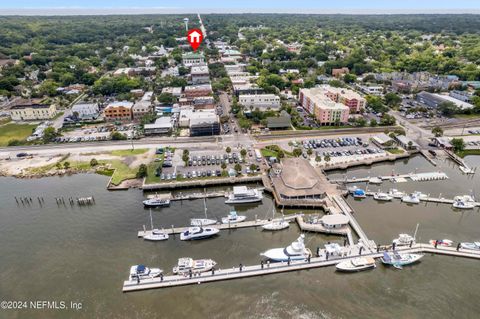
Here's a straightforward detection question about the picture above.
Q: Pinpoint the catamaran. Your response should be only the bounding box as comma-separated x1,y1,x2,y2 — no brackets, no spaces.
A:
221,210,247,224
143,209,169,241
381,252,423,269
191,198,217,226
129,264,162,281
225,186,263,204
261,234,312,262
336,257,376,272
373,192,393,201
180,226,219,241
262,207,289,231
172,257,217,274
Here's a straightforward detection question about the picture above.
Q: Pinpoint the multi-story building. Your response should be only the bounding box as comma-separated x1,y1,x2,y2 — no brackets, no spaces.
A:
10,103,57,121
184,84,213,99
71,103,100,120
189,114,220,136
132,92,153,121
190,66,210,84
239,94,281,111
182,52,206,67
299,88,350,125
193,96,215,110
103,101,134,122
306,85,365,113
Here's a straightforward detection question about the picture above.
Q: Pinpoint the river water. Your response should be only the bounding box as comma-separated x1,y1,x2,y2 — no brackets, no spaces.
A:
1,155,480,319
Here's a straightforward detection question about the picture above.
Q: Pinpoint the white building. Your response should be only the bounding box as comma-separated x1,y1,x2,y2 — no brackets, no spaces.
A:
71,103,100,120
358,85,383,96
161,87,182,97
239,94,281,111
182,53,206,67
144,117,173,135
449,90,473,103
190,66,210,84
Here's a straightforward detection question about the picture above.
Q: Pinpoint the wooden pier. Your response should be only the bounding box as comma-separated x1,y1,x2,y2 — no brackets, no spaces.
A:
138,214,302,237
122,243,480,292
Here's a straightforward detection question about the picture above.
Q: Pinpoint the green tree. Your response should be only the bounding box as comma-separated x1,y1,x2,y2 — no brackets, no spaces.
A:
315,156,322,162
307,149,313,156
439,101,458,117
343,73,357,83
136,164,148,178
90,158,98,167
380,114,396,126
277,150,285,159
249,164,257,172
221,162,227,170
234,163,242,173
451,138,465,153
384,93,402,108
56,162,62,169
324,154,331,163
226,146,231,153
240,149,247,158
432,126,444,137
292,148,303,157
110,131,127,140
366,95,387,113
42,127,57,143
158,92,175,104
370,119,378,127
63,161,70,169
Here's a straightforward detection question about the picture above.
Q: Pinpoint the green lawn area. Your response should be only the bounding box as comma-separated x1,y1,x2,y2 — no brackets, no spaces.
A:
62,159,138,185
144,154,164,184
454,114,480,119
110,148,149,156
261,148,278,158
387,148,405,154
456,149,480,158
0,123,37,146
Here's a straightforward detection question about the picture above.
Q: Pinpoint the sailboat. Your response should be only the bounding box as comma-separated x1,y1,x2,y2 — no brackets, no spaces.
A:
262,206,289,231
143,209,169,241
392,223,419,247
191,198,217,226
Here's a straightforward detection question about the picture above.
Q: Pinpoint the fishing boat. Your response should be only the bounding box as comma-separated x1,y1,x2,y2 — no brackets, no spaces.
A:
172,257,217,274
261,234,312,262
129,264,162,281
373,192,393,201
401,193,421,204
369,177,383,184
180,226,219,241
143,209,169,241
262,207,289,231
392,224,419,247
336,257,376,272
191,198,217,226
225,186,263,204
381,252,424,269
429,239,453,247
352,188,366,199
221,210,247,224
388,188,405,198
143,195,171,208
460,242,480,250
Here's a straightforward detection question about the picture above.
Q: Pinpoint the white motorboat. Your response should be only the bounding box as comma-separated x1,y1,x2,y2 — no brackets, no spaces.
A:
381,252,423,269
180,226,219,241
429,239,453,247
401,193,420,204
388,188,405,198
452,197,476,209
460,242,480,250
373,192,393,201
172,257,217,274
143,197,170,207
261,234,312,262
129,264,162,281
225,186,263,204
336,257,376,272
392,224,419,247
191,198,217,226
369,177,383,184
454,195,475,203
221,210,247,224
262,207,289,231
143,209,169,241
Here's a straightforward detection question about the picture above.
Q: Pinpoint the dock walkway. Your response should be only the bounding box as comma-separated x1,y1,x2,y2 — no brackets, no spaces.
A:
330,171,448,184
362,191,480,207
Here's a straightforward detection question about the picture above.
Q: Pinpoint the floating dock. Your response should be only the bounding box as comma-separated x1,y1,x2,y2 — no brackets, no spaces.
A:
138,214,302,237
360,191,480,208
330,171,448,184
122,243,480,292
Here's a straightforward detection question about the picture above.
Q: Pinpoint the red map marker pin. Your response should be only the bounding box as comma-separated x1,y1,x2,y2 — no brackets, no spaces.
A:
187,29,203,51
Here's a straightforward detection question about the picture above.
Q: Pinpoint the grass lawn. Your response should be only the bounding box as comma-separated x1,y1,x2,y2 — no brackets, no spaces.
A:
456,149,480,158
108,160,138,185
387,148,405,154
144,155,164,184
454,114,480,119
110,148,149,157
261,148,278,158
0,123,37,146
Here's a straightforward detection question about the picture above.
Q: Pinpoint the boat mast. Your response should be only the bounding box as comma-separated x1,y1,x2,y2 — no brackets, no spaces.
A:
203,197,208,218
149,208,154,230
413,223,420,240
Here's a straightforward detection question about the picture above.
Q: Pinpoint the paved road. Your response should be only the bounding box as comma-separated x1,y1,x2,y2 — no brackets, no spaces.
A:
389,111,433,148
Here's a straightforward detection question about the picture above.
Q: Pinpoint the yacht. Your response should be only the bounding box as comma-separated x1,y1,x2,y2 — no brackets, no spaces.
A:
369,177,383,184
373,192,393,201
180,226,220,241
221,211,246,224
191,198,217,226
429,239,453,247
172,257,217,274
261,234,312,262
143,196,170,207
129,264,162,281
460,242,480,250
388,188,405,198
262,207,289,231
352,188,366,199
143,209,169,241
401,193,420,204
381,252,424,269
452,195,476,209
336,257,376,272
225,186,263,204
392,224,419,247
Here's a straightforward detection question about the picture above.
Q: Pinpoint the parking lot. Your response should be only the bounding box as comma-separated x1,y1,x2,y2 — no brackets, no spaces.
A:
56,124,136,143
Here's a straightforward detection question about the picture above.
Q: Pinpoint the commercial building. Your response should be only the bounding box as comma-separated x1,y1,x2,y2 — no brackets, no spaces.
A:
71,103,100,120
184,84,213,99
321,85,366,113
299,88,350,125
357,85,383,96
10,103,57,121
395,135,419,150
232,84,264,97
449,90,473,103
266,111,292,129
193,96,215,110
190,65,210,84
161,87,182,98
189,112,220,136
417,91,474,110
132,91,153,120
103,101,134,122
371,133,396,149
239,94,281,111
144,117,173,135
182,52,206,67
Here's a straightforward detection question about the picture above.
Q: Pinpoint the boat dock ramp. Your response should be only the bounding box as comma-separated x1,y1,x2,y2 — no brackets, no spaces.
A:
330,171,448,184
138,214,302,237
122,243,480,292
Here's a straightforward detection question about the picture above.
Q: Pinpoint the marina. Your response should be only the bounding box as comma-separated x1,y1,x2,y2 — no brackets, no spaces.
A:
330,171,449,184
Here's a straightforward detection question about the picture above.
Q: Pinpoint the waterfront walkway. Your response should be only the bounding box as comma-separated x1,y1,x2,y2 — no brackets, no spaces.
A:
330,171,448,184
122,243,480,292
